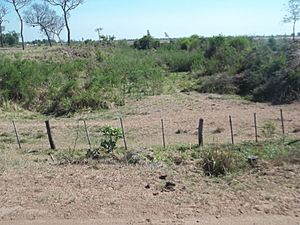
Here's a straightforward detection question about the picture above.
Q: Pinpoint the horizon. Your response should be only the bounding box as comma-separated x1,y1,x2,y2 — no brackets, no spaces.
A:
1,0,295,41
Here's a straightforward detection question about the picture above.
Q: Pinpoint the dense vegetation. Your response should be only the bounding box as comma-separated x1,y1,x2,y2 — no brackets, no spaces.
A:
0,35,299,116
1,31,19,47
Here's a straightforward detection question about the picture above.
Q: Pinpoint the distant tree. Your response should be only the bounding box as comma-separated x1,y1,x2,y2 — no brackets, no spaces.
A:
0,5,9,47
95,28,115,45
24,3,63,47
134,32,160,50
44,0,84,46
95,27,103,41
164,32,169,39
49,15,64,45
100,35,115,46
51,16,65,44
4,0,31,50
179,35,200,51
284,0,300,41
3,31,19,46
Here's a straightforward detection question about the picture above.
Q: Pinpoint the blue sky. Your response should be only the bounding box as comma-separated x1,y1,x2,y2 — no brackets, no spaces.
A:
2,0,293,41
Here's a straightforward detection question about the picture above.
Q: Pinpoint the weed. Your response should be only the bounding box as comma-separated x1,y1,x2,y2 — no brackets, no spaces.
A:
53,148,86,164
0,137,15,144
262,121,276,139
200,145,245,177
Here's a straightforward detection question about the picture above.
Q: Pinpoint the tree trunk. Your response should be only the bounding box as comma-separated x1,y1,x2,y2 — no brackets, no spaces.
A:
15,8,25,50
57,34,63,45
0,23,3,47
43,27,52,47
64,11,71,47
293,21,296,41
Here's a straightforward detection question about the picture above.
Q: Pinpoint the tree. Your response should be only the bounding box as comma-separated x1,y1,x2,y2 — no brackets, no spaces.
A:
24,3,64,47
284,0,300,41
0,5,9,47
95,27,103,41
3,31,19,46
134,32,160,50
49,16,64,45
44,0,84,46
4,0,31,50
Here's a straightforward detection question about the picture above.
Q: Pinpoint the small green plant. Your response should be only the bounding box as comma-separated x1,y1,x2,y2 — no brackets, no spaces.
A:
262,121,276,139
100,126,123,153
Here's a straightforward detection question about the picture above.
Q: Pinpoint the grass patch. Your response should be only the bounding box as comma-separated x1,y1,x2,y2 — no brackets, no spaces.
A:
51,149,87,164
150,139,300,177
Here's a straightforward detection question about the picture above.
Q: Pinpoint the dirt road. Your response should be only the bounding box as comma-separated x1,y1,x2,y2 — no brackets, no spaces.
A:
0,216,299,225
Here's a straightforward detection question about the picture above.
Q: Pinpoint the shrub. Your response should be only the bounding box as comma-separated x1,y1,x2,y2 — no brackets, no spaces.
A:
253,68,300,104
157,49,196,72
261,121,276,139
196,74,237,95
100,126,123,153
0,46,166,116
134,35,160,50
200,145,244,176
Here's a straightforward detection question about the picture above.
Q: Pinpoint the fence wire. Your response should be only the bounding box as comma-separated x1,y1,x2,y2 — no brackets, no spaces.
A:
0,110,297,151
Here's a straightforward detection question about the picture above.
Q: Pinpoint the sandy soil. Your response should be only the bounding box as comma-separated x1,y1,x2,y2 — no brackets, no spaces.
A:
0,216,299,225
0,159,299,224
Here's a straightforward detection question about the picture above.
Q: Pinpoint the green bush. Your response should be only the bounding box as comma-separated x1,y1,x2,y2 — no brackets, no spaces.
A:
157,49,197,72
200,145,244,177
3,31,19,46
261,121,277,139
196,74,237,95
253,68,300,104
100,126,123,153
134,35,160,50
0,36,299,116
0,46,166,116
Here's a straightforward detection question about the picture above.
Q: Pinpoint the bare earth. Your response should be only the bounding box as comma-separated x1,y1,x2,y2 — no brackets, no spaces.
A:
0,93,300,224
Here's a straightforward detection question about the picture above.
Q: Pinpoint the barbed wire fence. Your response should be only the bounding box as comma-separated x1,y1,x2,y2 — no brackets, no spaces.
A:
1,109,293,152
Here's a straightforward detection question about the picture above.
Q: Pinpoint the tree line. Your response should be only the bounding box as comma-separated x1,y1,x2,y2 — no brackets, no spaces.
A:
0,0,300,50
0,0,84,49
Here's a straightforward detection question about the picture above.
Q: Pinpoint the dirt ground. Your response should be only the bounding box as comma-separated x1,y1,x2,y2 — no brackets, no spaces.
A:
0,93,300,224
0,153,300,224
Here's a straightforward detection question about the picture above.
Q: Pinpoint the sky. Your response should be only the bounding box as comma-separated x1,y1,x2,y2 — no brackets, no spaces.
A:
1,0,294,41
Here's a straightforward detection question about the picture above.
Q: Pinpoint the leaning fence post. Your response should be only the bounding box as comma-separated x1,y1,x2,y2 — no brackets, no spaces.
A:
161,119,166,148
280,109,285,141
198,118,204,147
119,118,128,150
45,120,56,150
254,113,258,143
229,116,234,145
12,120,21,149
83,120,92,150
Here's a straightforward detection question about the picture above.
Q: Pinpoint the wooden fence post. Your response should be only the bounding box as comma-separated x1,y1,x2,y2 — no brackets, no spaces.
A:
12,121,21,149
45,120,56,150
161,119,166,148
198,118,204,147
83,120,92,150
120,118,128,150
280,109,285,141
229,116,234,145
254,113,258,142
